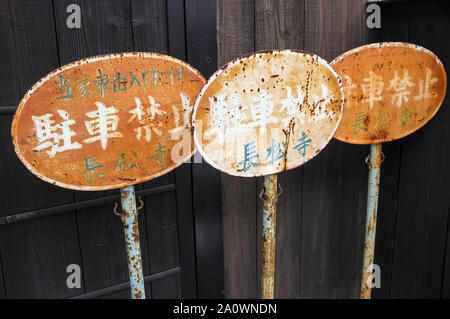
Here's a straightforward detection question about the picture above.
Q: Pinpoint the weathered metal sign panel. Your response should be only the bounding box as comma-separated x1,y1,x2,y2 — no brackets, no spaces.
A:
192,50,344,177
11,53,205,191
331,42,447,144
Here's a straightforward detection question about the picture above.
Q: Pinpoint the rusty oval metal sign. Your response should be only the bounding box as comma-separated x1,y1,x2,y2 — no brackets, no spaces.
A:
331,42,447,144
192,50,344,177
11,53,205,191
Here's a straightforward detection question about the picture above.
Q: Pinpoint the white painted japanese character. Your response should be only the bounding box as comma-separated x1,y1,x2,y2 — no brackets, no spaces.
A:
205,93,247,139
209,94,227,128
414,68,438,101
387,70,415,107
311,83,334,121
226,94,247,127
343,75,358,96
280,85,307,126
84,102,123,150
127,96,167,142
249,89,277,134
32,110,82,157
280,85,303,116
170,92,192,132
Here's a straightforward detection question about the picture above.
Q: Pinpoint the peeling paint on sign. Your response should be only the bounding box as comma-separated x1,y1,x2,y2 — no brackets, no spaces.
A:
331,42,447,144
11,52,205,191
192,50,344,177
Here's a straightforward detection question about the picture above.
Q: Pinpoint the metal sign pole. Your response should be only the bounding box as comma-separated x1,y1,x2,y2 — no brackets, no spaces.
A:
261,174,278,299
360,143,382,299
119,185,146,299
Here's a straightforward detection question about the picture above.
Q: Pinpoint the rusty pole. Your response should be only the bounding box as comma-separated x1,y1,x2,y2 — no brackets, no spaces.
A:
261,173,278,299
120,185,146,299
361,143,382,299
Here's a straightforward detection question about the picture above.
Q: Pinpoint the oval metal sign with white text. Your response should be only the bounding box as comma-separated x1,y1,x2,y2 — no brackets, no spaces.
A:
12,53,205,190
331,42,447,144
192,50,344,177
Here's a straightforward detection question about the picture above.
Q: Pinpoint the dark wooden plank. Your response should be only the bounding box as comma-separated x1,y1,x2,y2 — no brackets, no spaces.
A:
222,175,258,298
390,0,450,298
167,0,198,298
304,0,349,61
371,0,411,299
186,0,224,298
268,169,303,298
443,219,450,297
142,173,181,298
0,214,83,298
254,0,305,298
301,0,369,298
346,0,377,48
173,164,197,298
255,0,305,51
0,252,5,298
54,0,135,64
52,0,152,298
0,1,60,106
167,0,187,61
217,0,257,299
217,0,255,66
0,0,83,298
186,0,218,78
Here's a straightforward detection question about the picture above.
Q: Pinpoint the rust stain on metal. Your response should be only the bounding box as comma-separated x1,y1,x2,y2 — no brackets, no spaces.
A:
261,174,277,299
331,42,447,144
192,50,344,177
120,185,145,299
11,52,205,191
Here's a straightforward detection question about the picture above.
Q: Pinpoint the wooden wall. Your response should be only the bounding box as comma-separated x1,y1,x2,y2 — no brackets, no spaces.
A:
217,0,450,298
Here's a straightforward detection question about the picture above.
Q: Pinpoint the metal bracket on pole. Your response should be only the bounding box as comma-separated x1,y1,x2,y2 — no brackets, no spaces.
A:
260,174,282,299
114,185,146,299
361,143,382,299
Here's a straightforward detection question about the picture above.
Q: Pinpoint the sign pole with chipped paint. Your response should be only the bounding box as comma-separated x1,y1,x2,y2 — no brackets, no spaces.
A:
361,142,381,299
330,42,447,299
192,50,344,298
11,52,205,299
119,185,145,298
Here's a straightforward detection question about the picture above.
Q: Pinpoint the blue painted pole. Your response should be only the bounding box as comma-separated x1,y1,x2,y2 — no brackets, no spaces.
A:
361,143,382,299
261,174,277,299
120,185,146,299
